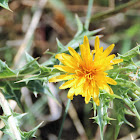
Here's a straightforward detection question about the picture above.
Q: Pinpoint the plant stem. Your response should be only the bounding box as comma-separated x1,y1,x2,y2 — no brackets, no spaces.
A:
0,91,21,140
58,99,71,140
85,0,94,30
91,0,140,21
97,104,104,140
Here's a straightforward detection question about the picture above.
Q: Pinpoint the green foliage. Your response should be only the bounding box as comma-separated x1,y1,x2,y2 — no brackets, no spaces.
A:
0,0,11,11
0,53,58,139
0,53,56,108
20,122,43,140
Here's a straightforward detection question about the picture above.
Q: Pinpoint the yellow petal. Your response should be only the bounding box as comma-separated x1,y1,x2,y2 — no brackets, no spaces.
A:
92,85,100,106
59,79,75,89
81,80,89,97
94,98,100,106
83,36,90,52
49,74,75,82
104,66,113,71
74,84,83,96
103,84,114,95
67,87,75,100
56,53,78,68
75,76,85,87
94,36,100,51
80,36,93,65
80,44,87,62
106,54,116,61
103,44,114,57
88,84,94,96
108,86,114,95
62,54,78,68
54,65,75,73
93,85,99,99
55,54,63,61
99,47,103,53
111,59,123,65
106,77,117,85
68,47,82,62
83,80,89,93
85,92,91,104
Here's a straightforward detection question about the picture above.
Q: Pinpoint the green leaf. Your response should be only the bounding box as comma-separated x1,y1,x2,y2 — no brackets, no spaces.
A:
74,14,83,37
0,53,58,109
111,85,140,139
119,45,140,61
2,82,23,109
0,60,16,79
18,53,40,74
26,80,60,105
56,38,65,51
112,99,127,139
0,0,12,11
0,111,42,140
0,115,9,125
116,78,140,92
20,122,43,140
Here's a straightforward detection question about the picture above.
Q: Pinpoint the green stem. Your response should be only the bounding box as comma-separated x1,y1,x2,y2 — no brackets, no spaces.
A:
58,99,71,140
92,99,96,116
97,105,104,140
0,73,38,81
91,0,140,21
0,67,55,81
85,0,94,30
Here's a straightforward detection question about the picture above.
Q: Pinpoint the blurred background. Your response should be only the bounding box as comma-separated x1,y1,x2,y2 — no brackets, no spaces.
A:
0,0,140,139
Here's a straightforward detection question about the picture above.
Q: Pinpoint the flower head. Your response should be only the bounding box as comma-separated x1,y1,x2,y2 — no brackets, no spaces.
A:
49,36,123,106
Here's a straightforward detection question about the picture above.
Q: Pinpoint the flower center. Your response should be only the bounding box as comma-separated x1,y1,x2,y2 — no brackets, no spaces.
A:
75,66,95,80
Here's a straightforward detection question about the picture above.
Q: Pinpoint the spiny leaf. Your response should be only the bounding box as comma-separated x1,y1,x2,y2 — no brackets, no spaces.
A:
18,53,40,75
56,38,65,51
2,82,23,109
26,80,60,105
119,45,140,61
0,111,42,140
122,94,140,120
0,0,12,11
116,78,140,92
12,112,27,122
20,122,43,140
112,99,126,139
0,115,9,125
0,60,16,79
80,28,104,37
0,53,58,108
74,14,83,37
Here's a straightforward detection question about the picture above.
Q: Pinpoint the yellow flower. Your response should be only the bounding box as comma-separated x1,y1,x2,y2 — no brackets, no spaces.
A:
49,36,123,106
